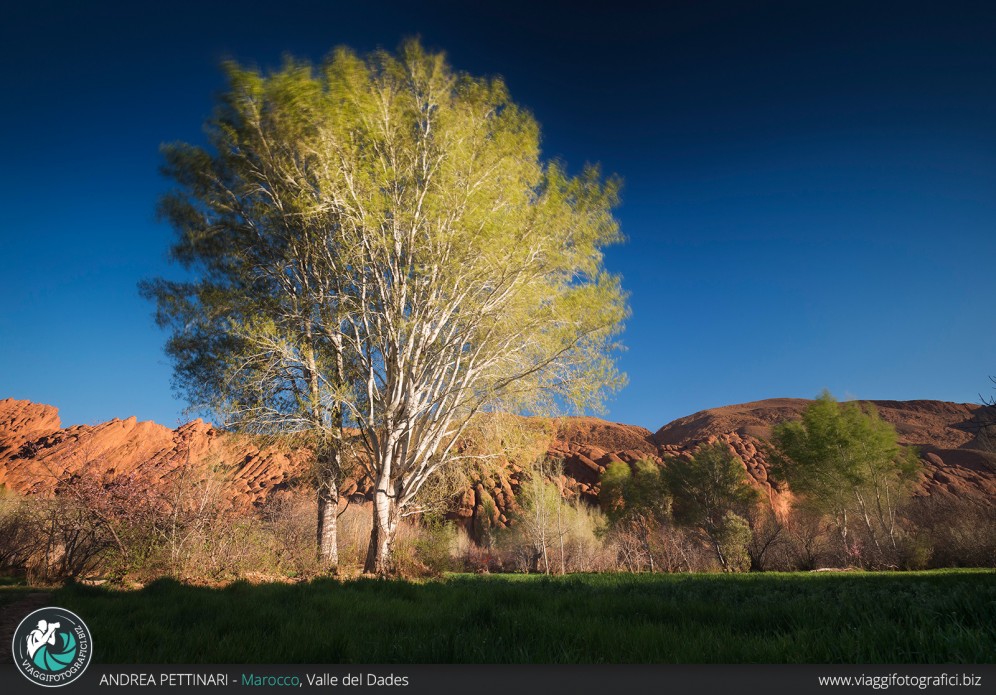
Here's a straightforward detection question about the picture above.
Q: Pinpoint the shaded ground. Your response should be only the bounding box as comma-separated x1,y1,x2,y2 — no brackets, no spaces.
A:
0,578,52,664
44,570,996,664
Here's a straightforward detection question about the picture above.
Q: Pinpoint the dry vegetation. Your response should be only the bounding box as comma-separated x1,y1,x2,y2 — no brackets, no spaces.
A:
1,449,993,586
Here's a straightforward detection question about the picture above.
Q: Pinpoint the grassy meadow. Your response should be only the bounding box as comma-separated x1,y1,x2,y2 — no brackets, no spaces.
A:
0,575,37,608
38,570,996,663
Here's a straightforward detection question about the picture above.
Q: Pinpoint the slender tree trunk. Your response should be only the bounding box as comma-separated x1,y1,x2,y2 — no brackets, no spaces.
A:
316,477,339,573
305,340,343,574
638,517,655,573
837,508,849,553
313,432,342,574
854,489,883,562
713,538,728,571
533,476,550,575
557,490,566,575
875,480,900,551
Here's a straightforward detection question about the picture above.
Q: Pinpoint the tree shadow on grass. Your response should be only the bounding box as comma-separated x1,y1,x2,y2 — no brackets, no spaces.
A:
51,570,996,664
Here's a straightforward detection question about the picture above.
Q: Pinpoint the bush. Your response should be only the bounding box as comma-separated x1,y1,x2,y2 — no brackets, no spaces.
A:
414,521,461,576
715,512,752,573
27,496,114,583
903,496,996,568
497,465,611,574
745,504,788,571
0,488,40,572
258,489,323,578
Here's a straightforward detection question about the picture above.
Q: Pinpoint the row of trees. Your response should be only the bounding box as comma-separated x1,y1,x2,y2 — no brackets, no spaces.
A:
599,445,757,572
141,40,628,575
1,391,992,581
581,392,940,572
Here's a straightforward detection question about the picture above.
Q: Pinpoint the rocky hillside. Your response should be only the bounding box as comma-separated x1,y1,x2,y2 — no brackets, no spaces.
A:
0,399,312,508
1,397,994,528
653,398,996,507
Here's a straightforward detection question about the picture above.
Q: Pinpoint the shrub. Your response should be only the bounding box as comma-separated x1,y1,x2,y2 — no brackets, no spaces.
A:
903,496,996,568
497,465,612,574
27,496,114,583
715,512,752,573
745,504,787,571
414,520,461,576
0,488,40,572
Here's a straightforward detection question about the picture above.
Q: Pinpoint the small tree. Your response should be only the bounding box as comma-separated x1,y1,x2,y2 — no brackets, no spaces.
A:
714,511,752,573
514,459,563,574
664,443,758,571
745,503,785,571
599,459,671,571
771,391,920,567
503,458,604,574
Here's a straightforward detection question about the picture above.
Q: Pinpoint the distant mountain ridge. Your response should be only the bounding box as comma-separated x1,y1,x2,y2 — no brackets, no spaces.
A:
1,397,994,526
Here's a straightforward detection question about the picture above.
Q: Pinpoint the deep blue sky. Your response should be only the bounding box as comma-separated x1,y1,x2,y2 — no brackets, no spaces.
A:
2,0,995,431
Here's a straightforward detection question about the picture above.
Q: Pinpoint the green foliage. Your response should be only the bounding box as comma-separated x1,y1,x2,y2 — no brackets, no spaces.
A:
771,392,917,506
503,465,564,573
142,38,629,573
501,459,606,573
664,443,758,533
598,461,630,519
661,444,758,571
771,391,921,565
597,460,680,572
142,40,627,431
473,492,499,550
714,512,752,573
599,459,670,525
411,521,460,577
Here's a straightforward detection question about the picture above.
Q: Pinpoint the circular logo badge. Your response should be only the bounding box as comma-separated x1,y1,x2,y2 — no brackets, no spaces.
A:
12,607,92,687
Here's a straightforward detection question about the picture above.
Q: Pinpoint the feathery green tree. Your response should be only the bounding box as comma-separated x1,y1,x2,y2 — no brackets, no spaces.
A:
771,391,919,565
599,459,671,571
664,443,758,571
142,40,628,575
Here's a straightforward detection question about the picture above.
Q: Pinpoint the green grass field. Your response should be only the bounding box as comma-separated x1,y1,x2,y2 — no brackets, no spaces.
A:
0,575,36,608
46,570,995,663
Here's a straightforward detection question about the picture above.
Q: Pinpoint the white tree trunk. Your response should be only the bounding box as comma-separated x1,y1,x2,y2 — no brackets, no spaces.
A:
364,465,400,575
316,479,339,573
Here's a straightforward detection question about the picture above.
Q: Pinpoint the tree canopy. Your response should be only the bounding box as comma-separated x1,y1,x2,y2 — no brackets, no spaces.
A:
771,391,919,565
664,443,758,533
663,443,758,571
600,459,670,526
142,40,628,574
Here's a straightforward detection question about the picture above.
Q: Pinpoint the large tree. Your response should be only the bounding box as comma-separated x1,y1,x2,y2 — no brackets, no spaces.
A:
771,391,919,565
143,41,627,575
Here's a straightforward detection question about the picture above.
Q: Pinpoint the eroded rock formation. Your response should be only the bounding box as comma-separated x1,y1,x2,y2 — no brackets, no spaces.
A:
1,397,993,528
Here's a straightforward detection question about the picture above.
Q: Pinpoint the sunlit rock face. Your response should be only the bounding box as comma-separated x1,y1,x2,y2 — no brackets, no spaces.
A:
653,398,996,514
1,397,993,527
0,398,313,509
